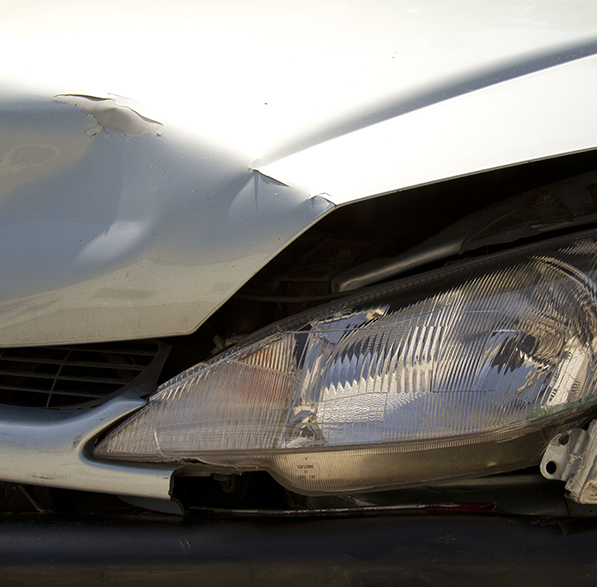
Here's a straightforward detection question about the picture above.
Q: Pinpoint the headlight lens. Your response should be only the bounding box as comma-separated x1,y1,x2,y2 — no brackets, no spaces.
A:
95,231,597,494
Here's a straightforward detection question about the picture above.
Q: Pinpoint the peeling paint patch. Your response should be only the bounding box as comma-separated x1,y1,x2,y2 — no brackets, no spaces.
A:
54,94,162,136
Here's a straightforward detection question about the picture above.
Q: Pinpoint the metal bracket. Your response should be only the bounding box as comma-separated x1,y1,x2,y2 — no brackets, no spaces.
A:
541,420,597,503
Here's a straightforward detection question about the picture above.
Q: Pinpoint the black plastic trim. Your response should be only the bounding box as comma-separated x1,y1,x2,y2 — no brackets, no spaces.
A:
1,512,597,586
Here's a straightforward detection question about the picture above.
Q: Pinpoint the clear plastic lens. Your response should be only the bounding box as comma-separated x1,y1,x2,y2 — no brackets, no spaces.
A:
95,232,597,493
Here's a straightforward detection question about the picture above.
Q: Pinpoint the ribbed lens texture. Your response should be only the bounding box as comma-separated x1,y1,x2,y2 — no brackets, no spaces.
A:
313,260,595,445
103,336,298,455
96,233,597,491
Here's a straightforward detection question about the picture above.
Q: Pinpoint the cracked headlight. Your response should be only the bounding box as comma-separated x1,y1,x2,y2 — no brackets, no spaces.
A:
95,231,597,494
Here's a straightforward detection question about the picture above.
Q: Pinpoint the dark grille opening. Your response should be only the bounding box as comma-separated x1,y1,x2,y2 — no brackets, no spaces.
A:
0,340,170,409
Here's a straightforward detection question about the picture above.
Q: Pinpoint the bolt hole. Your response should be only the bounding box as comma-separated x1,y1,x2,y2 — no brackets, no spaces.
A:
558,434,570,446
545,461,558,475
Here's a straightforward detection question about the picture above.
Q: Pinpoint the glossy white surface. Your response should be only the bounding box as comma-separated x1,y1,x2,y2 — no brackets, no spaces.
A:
1,0,597,345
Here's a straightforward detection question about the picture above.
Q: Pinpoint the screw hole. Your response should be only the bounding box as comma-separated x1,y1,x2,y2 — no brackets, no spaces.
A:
558,434,570,446
545,461,558,475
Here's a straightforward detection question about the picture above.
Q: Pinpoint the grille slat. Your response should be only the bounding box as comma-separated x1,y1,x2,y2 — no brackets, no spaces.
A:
0,385,105,399
0,371,135,385
0,357,147,371
42,346,159,357
0,340,170,409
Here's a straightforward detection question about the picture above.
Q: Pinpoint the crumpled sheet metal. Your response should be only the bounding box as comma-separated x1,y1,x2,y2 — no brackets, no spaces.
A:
0,95,333,347
2,2,597,346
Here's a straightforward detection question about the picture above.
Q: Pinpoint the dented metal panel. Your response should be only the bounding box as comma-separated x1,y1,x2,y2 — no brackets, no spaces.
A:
1,1,597,345
0,95,333,346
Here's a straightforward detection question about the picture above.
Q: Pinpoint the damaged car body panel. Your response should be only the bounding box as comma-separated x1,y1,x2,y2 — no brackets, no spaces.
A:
1,1,597,346
0,93,333,347
3,2,597,584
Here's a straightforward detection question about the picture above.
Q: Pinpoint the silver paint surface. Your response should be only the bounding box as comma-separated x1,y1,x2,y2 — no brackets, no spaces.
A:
0,0,597,345
0,389,176,500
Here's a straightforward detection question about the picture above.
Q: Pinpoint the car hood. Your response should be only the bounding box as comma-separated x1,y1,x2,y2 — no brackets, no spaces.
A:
1,0,597,346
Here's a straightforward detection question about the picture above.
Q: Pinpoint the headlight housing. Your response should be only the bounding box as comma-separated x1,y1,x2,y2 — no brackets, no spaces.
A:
96,230,597,494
